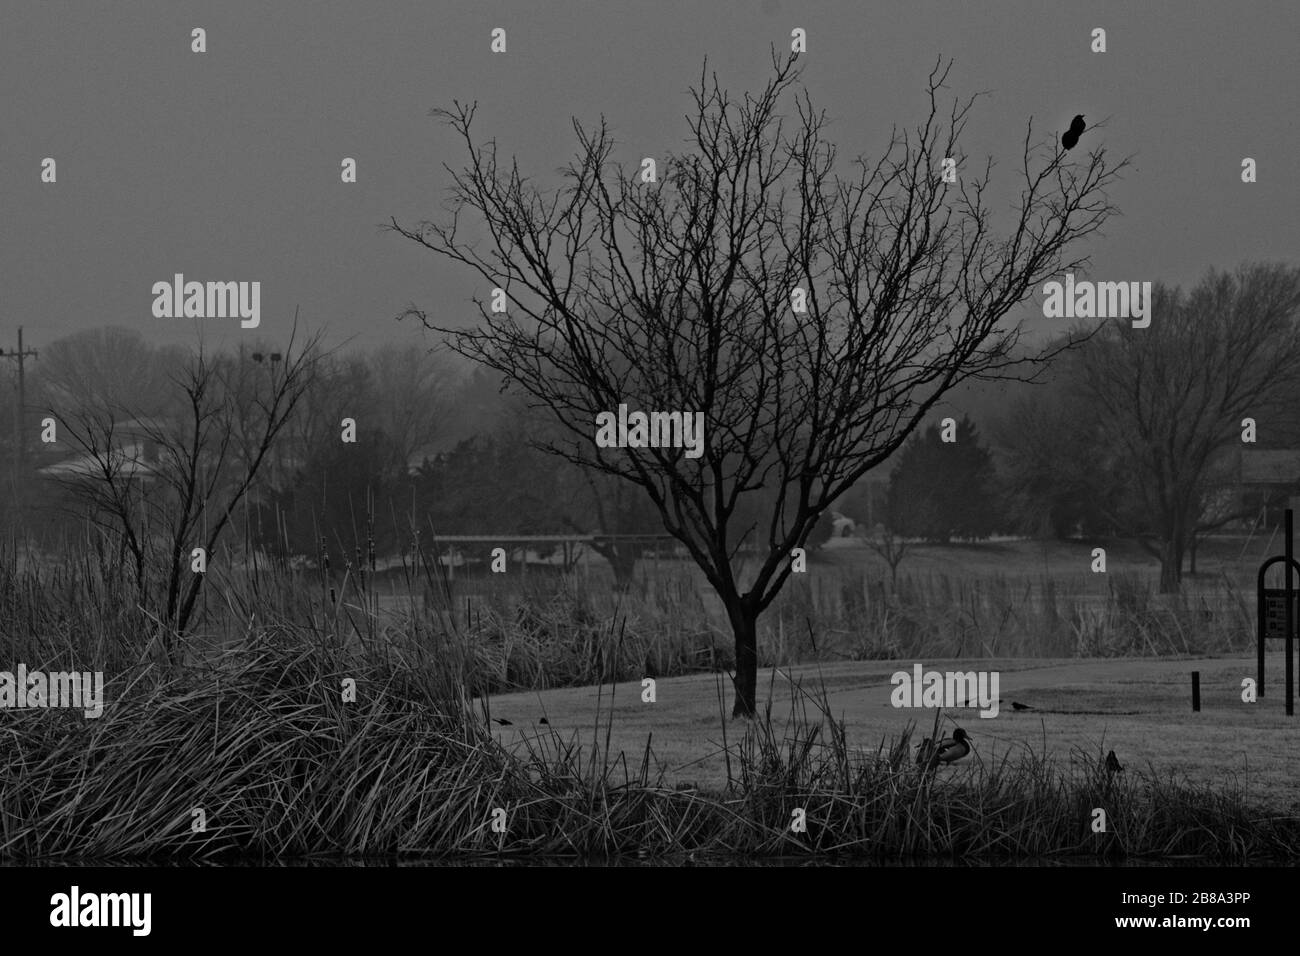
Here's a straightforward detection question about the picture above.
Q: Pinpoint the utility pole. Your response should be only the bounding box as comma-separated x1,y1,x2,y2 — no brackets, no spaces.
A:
0,327,39,508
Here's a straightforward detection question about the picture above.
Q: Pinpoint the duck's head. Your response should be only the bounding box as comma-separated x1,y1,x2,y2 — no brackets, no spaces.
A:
951,728,970,743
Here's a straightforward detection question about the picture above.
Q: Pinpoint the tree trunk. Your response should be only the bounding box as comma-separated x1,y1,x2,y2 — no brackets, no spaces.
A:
610,550,639,592
728,601,759,718
590,540,640,593
1158,536,1183,593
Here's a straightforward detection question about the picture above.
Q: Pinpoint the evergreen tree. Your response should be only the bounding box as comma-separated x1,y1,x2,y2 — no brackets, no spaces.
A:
886,416,1004,542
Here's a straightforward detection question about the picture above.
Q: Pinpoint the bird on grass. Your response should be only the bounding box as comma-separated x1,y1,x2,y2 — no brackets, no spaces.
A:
917,728,973,768
491,717,513,727
1061,114,1086,150
538,717,549,726
1105,749,1123,774
1011,701,1033,712
935,728,972,764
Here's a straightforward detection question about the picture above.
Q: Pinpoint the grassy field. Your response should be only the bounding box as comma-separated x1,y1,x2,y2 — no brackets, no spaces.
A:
5,530,1299,861
353,533,1270,698
433,531,1286,593
814,532,1276,586
484,651,1300,810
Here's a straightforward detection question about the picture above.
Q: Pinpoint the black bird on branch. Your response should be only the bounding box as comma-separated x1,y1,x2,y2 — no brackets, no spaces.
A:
1061,114,1086,150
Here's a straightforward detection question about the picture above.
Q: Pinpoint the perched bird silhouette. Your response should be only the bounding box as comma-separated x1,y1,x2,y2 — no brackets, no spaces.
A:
1061,114,1086,150
1105,749,1123,774
918,728,973,769
491,717,513,727
1011,701,1033,712
538,717,549,726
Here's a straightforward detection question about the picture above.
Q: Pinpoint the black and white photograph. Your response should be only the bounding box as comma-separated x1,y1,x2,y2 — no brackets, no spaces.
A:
1,0,1296,940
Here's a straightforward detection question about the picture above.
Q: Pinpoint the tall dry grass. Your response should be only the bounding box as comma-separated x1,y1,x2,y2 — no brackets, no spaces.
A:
0,533,1290,862
370,561,1255,694
722,675,1294,860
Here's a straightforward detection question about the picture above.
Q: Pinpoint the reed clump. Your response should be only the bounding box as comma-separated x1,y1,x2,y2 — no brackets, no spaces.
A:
0,534,1290,863
1,625,1295,863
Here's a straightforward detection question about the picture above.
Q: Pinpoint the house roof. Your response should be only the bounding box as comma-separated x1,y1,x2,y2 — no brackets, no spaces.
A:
38,441,155,480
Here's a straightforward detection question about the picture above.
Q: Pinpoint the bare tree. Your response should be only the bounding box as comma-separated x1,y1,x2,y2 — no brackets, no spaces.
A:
1080,264,1300,591
49,327,322,646
391,53,1125,716
867,526,910,590
281,350,374,473
566,469,663,592
369,342,449,471
35,328,186,412
992,350,1129,540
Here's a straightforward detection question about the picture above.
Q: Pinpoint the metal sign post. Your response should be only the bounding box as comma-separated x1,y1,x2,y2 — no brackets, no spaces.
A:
1290,508,1295,718
1256,508,1298,714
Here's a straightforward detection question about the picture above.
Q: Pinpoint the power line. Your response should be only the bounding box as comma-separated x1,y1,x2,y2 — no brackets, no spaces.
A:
0,326,40,507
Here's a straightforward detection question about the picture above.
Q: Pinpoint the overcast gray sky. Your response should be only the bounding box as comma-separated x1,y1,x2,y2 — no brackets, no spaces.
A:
3,0,1297,357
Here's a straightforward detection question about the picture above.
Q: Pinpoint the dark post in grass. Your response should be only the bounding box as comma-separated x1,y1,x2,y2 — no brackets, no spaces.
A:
1191,671,1200,712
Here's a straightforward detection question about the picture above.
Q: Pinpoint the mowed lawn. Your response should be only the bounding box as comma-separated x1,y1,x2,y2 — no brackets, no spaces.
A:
481,652,1300,810
810,533,1278,594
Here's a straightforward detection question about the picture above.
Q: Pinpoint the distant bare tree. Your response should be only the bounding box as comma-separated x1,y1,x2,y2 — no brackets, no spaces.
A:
566,470,663,592
867,526,910,590
392,53,1126,716
1080,263,1300,592
282,351,374,474
35,327,187,417
369,343,449,471
49,328,322,646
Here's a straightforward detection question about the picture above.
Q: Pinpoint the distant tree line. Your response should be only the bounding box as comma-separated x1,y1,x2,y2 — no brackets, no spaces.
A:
7,332,664,592
826,264,1300,593
6,266,1298,613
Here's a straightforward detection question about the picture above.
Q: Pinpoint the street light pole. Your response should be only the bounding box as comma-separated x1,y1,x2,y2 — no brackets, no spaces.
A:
250,351,283,490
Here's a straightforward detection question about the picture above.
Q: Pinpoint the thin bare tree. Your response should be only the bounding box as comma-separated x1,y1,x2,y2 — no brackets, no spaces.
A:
369,342,449,471
49,325,322,647
866,525,910,591
1080,264,1300,591
392,52,1126,716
